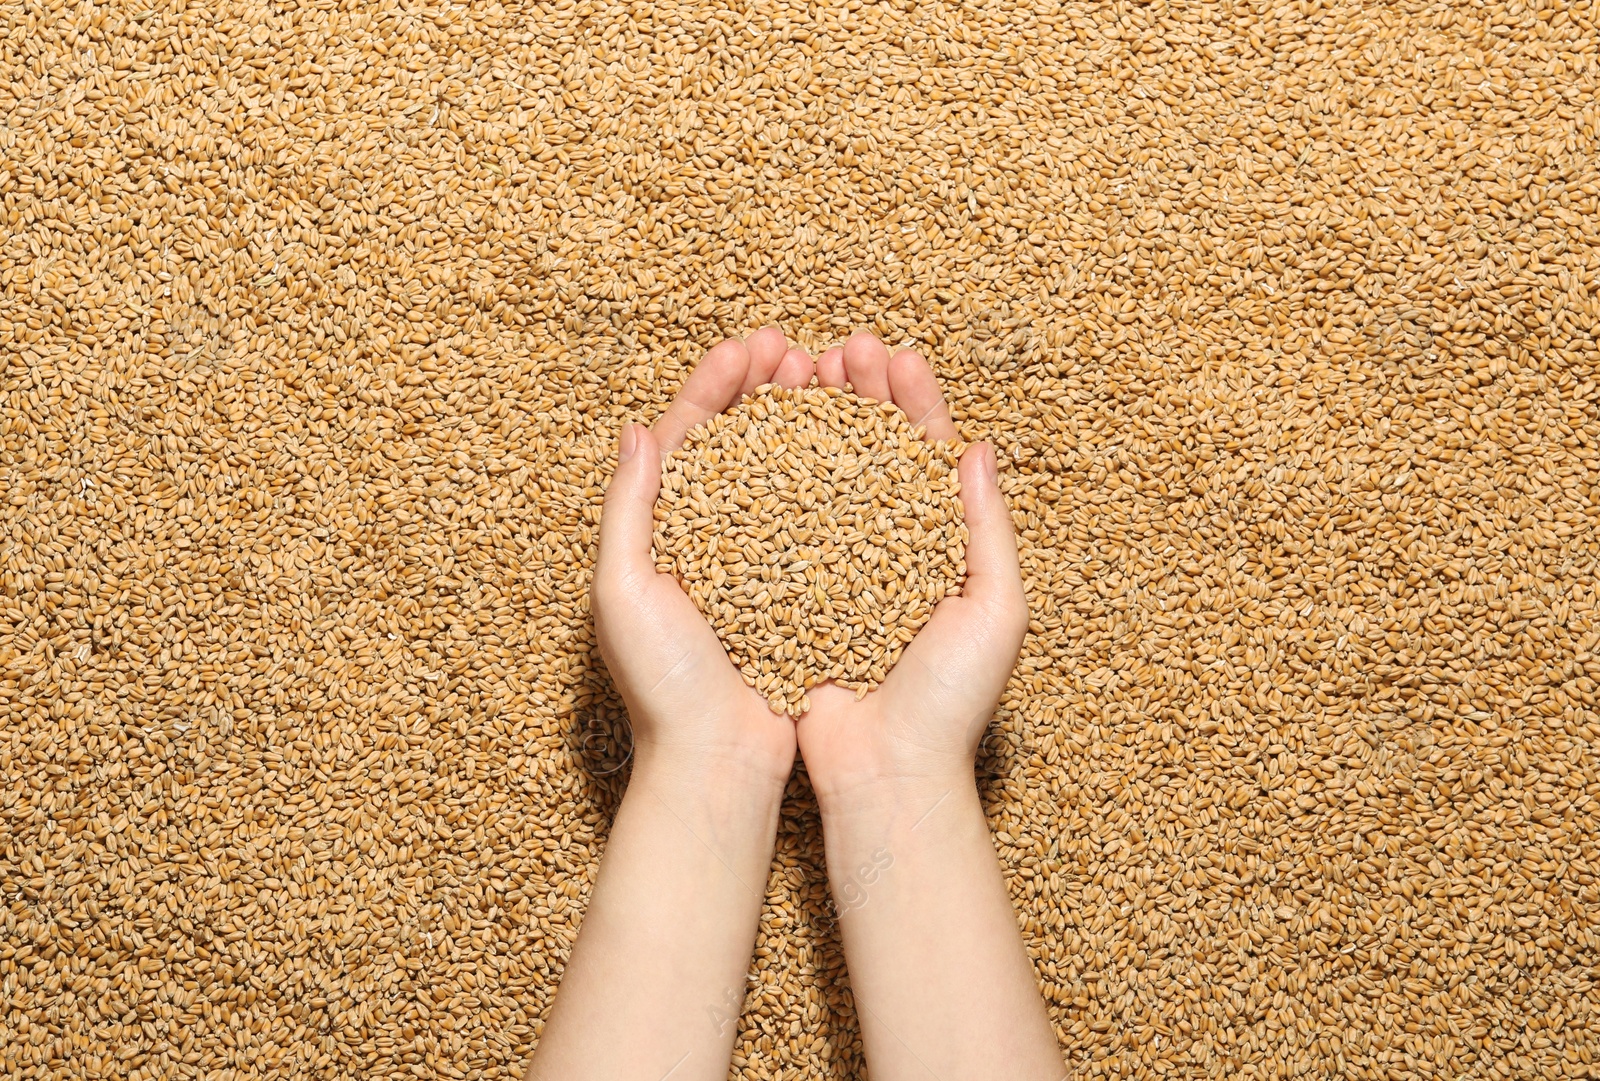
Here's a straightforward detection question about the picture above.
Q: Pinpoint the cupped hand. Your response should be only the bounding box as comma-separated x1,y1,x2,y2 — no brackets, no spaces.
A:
592,327,814,786
796,332,1029,805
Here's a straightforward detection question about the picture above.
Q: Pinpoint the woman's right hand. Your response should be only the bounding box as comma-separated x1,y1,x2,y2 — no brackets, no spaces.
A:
791,333,1061,1081
795,332,1029,809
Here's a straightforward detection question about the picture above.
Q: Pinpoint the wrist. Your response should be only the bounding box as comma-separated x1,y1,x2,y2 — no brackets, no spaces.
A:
623,746,788,862
800,697,985,814
806,732,974,820
631,734,794,800
816,773,986,900
814,766,978,838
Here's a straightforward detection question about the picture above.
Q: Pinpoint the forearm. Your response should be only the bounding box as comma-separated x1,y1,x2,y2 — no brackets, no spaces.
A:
819,774,1062,1081
527,749,783,1081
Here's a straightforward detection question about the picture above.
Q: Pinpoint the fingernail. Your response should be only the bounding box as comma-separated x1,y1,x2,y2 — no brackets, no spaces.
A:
618,423,638,464
979,442,997,483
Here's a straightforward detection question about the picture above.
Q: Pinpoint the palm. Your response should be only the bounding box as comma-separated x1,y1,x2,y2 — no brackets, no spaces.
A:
596,564,784,760
797,589,1019,782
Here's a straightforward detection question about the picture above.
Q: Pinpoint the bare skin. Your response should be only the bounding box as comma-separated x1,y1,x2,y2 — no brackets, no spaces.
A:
526,328,1063,1081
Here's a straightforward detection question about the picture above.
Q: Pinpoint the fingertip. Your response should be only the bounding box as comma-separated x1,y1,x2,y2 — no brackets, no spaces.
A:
954,440,1021,607
631,421,661,463
843,331,892,401
612,422,661,491
742,326,788,395
960,442,1009,521
888,349,959,440
774,346,814,388
816,347,846,388
598,423,662,580
702,337,754,396
959,440,997,489
654,338,750,452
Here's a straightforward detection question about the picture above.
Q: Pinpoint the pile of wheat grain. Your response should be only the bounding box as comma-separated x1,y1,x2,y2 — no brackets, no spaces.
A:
653,383,966,715
2,0,1599,1078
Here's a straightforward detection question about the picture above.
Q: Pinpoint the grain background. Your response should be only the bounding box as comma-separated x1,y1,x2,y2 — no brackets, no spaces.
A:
2,0,1599,1078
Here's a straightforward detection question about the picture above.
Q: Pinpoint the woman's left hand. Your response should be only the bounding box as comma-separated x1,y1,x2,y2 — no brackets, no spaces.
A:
591,327,815,787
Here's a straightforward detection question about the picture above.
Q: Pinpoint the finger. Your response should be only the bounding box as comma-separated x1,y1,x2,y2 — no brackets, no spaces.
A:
887,349,958,440
774,346,814,388
816,346,846,389
842,331,892,401
595,423,663,586
741,326,789,396
955,442,1025,614
652,338,750,452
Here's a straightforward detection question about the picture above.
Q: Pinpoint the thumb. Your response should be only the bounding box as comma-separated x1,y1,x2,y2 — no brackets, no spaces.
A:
954,442,1025,615
596,423,662,585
